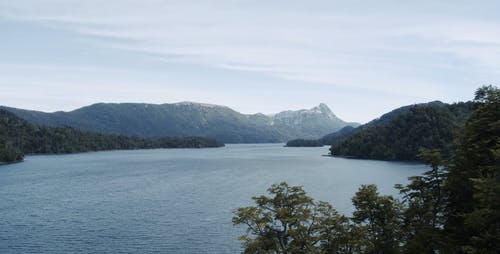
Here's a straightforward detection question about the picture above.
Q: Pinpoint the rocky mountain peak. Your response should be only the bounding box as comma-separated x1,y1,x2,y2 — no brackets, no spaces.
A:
1,102,357,142
310,103,330,113
309,103,338,120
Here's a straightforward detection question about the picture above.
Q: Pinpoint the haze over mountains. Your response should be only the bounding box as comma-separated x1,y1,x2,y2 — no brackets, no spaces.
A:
1,102,358,143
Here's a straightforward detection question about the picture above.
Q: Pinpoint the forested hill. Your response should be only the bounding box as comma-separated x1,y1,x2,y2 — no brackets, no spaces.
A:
1,102,358,143
285,103,430,147
0,109,224,163
330,101,473,161
235,86,500,253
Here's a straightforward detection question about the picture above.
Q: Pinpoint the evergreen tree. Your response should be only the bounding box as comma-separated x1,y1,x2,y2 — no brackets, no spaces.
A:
445,85,500,253
0,109,224,163
330,102,472,161
351,185,403,254
396,149,447,253
235,86,500,254
0,139,24,163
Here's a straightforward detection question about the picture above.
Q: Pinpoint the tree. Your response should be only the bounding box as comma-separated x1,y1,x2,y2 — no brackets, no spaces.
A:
316,202,361,254
233,182,352,254
396,149,447,253
445,85,500,253
351,185,403,254
329,102,472,161
0,109,224,163
233,86,500,253
0,139,24,163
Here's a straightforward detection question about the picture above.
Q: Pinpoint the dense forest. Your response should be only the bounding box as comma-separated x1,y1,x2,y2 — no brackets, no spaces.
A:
329,101,473,161
1,102,357,143
286,101,473,161
234,86,500,253
0,109,224,163
285,138,324,147
286,126,356,147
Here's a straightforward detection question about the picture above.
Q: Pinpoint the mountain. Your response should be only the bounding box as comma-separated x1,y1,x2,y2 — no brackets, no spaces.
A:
319,126,357,145
1,102,357,143
286,101,473,161
0,109,223,163
329,101,473,161
269,103,359,139
285,103,438,147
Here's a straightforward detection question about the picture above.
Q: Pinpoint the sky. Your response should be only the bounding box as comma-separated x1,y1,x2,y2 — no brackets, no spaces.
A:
1,1,499,123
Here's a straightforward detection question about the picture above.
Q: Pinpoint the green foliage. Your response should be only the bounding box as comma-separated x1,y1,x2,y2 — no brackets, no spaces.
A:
233,182,352,254
234,183,404,254
351,185,403,254
330,102,472,161
445,85,500,253
285,139,323,147
0,109,223,163
1,102,357,143
0,139,24,163
286,126,356,147
319,126,357,146
316,202,359,254
236,86,499,254
396,149,447,253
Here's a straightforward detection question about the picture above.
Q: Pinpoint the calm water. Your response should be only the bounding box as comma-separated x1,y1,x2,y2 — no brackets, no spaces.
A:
0,144,427,253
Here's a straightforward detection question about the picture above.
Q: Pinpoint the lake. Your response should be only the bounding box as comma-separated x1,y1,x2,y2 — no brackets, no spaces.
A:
0,144,427,253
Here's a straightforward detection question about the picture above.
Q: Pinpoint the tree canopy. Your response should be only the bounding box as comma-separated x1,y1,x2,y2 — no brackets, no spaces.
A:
0,109,224,163
233,182,355,254
330,102,472,161
235,86,499,254
444,85,500,253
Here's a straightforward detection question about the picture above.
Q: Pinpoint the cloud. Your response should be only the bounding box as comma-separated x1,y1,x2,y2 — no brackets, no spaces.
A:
0,0,499,121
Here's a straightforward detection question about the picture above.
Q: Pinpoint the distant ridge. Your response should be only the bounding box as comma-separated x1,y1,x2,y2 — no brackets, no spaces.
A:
1,102,358,143
287,101,473,161
329,101,472,160
0,109,224,163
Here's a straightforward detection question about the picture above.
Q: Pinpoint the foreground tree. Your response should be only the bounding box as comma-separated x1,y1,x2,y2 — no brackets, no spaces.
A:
351,185,403,254
445,85,500,253
234,85,500,254
396,149,447,253
233,182,352,254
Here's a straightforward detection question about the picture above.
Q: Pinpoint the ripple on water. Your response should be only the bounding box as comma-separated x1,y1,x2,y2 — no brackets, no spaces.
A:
0,144,427,253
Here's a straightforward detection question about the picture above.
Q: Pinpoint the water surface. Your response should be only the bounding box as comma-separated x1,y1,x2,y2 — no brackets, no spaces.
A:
0,144,427,253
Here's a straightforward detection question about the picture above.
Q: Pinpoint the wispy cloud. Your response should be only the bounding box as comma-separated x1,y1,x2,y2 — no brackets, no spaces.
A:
1,0,499,121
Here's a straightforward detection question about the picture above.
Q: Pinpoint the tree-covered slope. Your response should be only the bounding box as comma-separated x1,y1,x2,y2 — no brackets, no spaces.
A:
286,102,433,147
286,125,358,147
285,138,324,147
329,101,473,161
0,109,223,163
235,86,500,254
1,103,280,143
1,102,357,143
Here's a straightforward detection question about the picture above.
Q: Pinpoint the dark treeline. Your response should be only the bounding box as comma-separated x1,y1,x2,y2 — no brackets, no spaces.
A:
329,101,473,161
285,138,324,147
234,86,499,253
287,102,473,162
0,109,224,163
286,126,356,147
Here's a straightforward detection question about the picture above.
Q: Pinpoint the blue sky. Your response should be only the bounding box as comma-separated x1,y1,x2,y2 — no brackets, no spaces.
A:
1,1,499,123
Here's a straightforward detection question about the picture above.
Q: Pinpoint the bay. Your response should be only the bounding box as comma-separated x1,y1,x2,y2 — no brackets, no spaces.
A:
0,144,427,253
